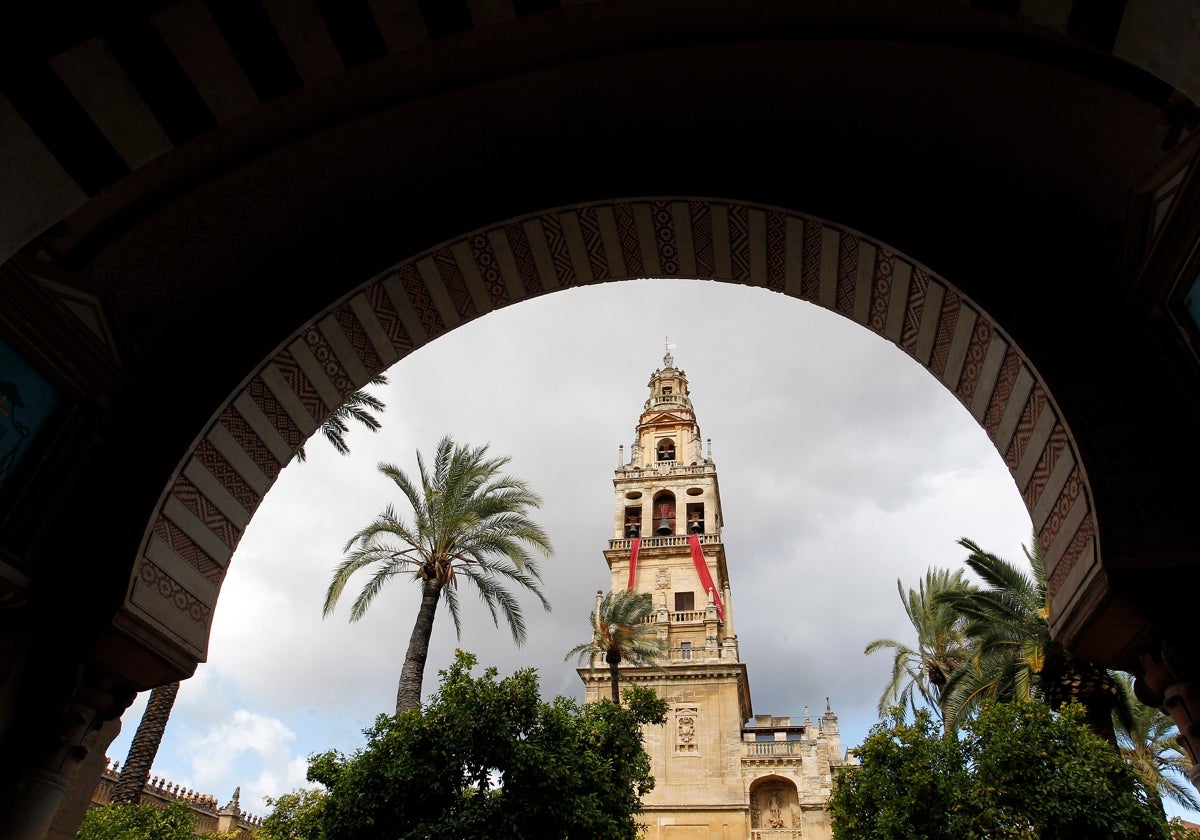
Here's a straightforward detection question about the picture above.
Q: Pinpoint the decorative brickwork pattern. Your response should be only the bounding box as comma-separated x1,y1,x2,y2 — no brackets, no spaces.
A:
576,206,611,282
955,318,992,404
193,440,259,512
983,346,1020,438
397,263,445,337
766,211,786,291
273,350,330,425
152,516,223,585
651,202,679,276
334,300,384,373
689,201,714,279
835,232,859,316
137,559,212,623
867,247,894,333
929,290,961,380
172,475,240,549
468,234,512,306
218,406,282,481
432,245,477,319
1025,424,1069,510
504,221,544,296
1049,515,1094,592
728,204,750,283
364,279,416,353
303,325,353,396
540,214,578,287
1040,465,1084,548
1005,384,1047,470
613,203,644,277
246,377,303,447
900,268,930,353
801,219,822,301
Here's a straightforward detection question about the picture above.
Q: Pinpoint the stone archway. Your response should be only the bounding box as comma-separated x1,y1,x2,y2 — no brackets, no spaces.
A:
132,198,1096,686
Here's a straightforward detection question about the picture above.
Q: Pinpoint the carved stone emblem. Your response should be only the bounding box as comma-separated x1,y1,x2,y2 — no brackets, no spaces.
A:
655,569,671,589
674,705,699,753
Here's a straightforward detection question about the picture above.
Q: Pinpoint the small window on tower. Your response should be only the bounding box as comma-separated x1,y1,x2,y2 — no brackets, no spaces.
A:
663,386,672,395
679,641,692,660
675,591,695,612
686,503,705,534
657,439,676,461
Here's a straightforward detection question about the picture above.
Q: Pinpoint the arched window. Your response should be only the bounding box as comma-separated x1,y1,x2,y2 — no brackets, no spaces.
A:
653,491,676,535
657,438,676,461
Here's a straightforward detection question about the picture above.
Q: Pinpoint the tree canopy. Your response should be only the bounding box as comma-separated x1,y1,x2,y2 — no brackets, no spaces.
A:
303,651,668,840
830,700,1170,840
76,802,203,840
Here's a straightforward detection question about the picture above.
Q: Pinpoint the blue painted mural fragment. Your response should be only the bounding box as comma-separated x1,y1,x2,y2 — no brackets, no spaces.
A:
1187,272,1200,333
0,337,61,491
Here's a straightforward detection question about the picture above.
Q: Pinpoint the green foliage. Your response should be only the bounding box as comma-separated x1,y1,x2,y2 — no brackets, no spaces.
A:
76,801,197,840
260,788,329,840
308,651,666,840
829,708,970,840
831,700,1170,840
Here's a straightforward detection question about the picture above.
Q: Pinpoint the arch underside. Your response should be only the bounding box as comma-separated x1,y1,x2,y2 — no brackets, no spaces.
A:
136,199,1097,672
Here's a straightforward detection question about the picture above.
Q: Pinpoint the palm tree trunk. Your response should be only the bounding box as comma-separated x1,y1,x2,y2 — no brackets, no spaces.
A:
395,579,441,714
110,681,180,804
607,651,621,704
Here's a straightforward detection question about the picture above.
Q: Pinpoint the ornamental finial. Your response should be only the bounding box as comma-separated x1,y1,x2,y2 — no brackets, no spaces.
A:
663,336,676,368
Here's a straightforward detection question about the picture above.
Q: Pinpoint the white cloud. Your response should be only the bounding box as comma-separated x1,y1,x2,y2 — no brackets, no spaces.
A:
176,710,307,814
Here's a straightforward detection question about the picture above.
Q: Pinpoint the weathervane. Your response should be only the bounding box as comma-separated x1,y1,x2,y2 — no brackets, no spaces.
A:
663,336,676,368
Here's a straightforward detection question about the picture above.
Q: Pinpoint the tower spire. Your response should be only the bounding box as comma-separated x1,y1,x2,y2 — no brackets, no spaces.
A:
663,336,676,369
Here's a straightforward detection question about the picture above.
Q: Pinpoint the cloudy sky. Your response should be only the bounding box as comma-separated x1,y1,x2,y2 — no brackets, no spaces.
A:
110,277,1052,814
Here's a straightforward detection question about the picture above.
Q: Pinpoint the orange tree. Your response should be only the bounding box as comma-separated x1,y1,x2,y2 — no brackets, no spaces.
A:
307,651,667,840
831,700,1170,839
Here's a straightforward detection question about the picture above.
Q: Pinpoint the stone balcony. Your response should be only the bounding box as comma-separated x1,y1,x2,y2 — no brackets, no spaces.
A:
609,533,720,551
616,459,713,478
743,741,805,758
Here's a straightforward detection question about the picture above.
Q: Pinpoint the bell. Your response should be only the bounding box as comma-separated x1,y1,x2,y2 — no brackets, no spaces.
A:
656,518,672,535
626,524,640,538
690,519,703,533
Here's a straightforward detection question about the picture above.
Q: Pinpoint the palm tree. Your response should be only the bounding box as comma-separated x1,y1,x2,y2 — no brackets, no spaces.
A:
864,567,974,722
295,374,388,462
324,436,553,714
938,536,1122,741
1113,672,1200,819
109,681,180,804
566,589,667,704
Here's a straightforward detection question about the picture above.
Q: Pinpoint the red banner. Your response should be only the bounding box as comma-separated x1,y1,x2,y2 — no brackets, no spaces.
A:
688,534,724,620
627,538,640,590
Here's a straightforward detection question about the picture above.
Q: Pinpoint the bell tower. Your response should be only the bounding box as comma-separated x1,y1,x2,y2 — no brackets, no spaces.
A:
607,346,742,671
579,349,846,840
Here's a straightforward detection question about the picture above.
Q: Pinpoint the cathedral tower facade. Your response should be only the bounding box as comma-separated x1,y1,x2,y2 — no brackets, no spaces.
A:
579,351,846,840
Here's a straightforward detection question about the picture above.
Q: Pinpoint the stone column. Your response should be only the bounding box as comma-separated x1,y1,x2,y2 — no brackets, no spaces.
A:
0,629,135,840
